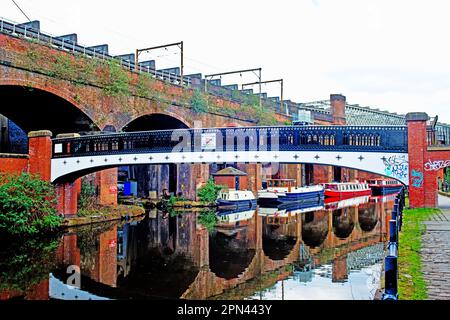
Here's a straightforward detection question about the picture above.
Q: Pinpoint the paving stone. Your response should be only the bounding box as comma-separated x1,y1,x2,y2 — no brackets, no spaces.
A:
419,197,450,300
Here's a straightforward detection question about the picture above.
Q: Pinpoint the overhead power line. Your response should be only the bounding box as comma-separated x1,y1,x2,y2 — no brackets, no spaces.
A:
11,0,31,22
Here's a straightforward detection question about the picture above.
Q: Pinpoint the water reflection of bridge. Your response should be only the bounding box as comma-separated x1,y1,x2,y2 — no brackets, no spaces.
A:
1,195,393,300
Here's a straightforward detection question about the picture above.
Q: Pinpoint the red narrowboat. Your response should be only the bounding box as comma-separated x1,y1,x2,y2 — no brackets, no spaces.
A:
323,182,372,199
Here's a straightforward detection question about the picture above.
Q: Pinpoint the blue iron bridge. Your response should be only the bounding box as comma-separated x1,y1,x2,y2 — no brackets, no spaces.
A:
51,125,410,185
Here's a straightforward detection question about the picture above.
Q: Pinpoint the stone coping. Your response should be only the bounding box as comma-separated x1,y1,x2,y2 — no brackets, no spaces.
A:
428,146,450,151
28,130,52,138
0,153,29,159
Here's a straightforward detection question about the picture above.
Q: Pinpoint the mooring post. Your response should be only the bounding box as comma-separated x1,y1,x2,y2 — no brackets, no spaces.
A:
384,256,399,300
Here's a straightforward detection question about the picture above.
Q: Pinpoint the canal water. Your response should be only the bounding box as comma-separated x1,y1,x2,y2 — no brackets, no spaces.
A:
0,195,395,300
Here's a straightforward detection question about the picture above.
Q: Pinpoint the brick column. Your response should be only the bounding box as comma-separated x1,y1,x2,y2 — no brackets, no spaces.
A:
406,113,437,208
245,163,263,195
28,130,53,181
55,180,80,216
331,94,347,125
95,168,118,206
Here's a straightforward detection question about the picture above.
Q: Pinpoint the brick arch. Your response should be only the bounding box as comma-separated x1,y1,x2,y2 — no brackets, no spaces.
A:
0,79,99,130
120,110,193,131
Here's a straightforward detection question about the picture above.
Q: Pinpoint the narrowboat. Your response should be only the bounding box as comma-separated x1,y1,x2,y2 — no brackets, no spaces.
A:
366,179,404,196
217,189,257,210
323,182,372,199
258,179,325,206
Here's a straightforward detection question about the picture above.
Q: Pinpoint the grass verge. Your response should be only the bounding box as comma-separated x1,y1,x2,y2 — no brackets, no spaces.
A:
398,208,440,300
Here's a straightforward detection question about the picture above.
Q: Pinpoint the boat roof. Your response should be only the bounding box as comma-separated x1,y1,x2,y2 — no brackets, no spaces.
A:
213,167,247,176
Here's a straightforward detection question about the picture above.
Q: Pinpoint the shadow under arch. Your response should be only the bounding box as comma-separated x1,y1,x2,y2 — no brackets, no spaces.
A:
119,113,191,198
332,208,355,239
0,85,99,135
302,211,329,248
209,229,256,280
262,220,297,261
121,113,190,132
358,203,379,232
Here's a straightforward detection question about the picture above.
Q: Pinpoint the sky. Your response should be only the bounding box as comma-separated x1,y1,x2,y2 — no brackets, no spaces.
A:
1,0,450,122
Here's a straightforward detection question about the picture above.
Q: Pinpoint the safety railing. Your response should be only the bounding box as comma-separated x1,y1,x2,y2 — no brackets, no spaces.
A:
0,17,191,87
429,125,450,147
382,187,406,300
51,125,409,159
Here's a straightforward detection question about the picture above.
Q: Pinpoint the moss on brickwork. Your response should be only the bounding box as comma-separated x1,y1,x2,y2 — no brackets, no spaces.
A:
2,34,278,126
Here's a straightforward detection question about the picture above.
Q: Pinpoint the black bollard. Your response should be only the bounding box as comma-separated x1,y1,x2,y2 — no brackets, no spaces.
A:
390,219,398,243
383,255,399,300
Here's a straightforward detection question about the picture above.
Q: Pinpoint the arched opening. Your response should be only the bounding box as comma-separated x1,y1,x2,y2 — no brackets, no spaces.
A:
302,211,329,248
209,228,256,280
332,208,355,239
0,85,98,154
262,222,297,261
120,114,190,199
358,203,379,232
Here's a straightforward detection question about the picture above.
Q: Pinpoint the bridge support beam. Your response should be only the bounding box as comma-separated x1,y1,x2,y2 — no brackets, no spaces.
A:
407,113,438,208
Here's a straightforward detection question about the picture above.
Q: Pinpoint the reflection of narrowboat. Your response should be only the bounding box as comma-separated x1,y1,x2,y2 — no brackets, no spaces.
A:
217,209,256,224
370,193,398,203
258,201,324,225
258,179,324,206
323,182,371,199
325,195,370,210
366,179,403,196
215,209,256,236
217,190,257,210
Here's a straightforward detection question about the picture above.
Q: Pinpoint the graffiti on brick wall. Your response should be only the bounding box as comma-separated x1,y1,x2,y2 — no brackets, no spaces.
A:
424,159,450,171
411,170,424,188
383,155,408,180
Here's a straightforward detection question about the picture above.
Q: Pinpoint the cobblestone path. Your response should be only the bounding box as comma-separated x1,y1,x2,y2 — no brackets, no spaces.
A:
421,195,450,300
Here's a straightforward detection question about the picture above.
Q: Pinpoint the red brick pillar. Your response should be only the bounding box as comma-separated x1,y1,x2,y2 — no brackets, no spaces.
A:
406,113,437,208
95,168,118,206
246,163,263,195
332,255,348,283
28,130,53,181
55,180,80,216
331,94,347,125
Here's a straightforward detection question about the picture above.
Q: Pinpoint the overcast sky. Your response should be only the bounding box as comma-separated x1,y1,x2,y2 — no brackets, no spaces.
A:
2,0,450,122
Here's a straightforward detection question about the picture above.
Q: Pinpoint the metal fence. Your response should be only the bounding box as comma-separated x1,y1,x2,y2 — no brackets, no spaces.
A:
51,125,409,158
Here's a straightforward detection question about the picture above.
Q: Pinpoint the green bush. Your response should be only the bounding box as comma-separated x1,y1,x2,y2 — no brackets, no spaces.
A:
0,173,62,236
197,210,218,233
197,179,224,203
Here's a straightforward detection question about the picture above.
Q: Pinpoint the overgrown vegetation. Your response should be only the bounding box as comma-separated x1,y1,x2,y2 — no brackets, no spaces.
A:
197,210,218,233
191,89,209,113
77,181,98,217
197,179,224,203
398,208,439,300
18,43,279,124
102,59,130,97
0,173,62,236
